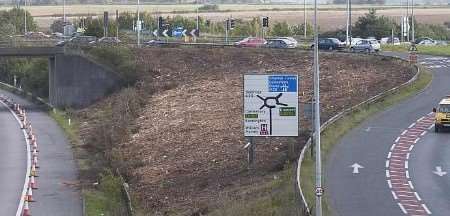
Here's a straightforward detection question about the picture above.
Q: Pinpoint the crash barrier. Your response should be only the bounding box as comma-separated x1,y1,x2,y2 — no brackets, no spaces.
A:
0,94,40,216
296,60,422,215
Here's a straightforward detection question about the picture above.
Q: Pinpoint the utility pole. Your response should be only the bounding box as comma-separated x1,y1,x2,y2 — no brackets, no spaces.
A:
116,10,119,41
24,0,27,34
406,0,409,42
313,0,323,214
411,0,415,43
137,0,141,47
196,0,199,42
304,0,307,38
349,0,352,46
63,0,66,23
346,0,349,46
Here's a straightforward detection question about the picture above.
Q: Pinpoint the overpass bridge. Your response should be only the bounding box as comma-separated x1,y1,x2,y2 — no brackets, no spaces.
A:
0,46,120,108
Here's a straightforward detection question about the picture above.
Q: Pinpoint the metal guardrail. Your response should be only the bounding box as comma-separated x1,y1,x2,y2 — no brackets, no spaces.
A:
296,57,422,215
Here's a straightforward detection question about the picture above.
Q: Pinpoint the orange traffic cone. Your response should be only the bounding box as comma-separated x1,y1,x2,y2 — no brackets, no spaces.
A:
33,156,39,169
22,200,31,216
29,176,38,189
30,164,38,177
25,188,35,202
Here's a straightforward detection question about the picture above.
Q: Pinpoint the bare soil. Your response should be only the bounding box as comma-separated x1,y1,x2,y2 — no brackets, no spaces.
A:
101,47,415,215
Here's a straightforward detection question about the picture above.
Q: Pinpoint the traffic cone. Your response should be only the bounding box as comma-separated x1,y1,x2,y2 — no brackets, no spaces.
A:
32,148,38,157
25,188,35,202
33,156,39,169
30,164,38,177
32,140,38,152
29,176,38,189
22,200,31,216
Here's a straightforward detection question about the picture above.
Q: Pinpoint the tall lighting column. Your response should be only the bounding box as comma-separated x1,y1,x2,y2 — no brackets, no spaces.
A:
411,0,415,43
137,0,141,47
313,0,322,214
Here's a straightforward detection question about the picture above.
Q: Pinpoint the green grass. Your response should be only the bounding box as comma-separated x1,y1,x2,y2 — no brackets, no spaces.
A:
209,163,303,216
300,68,432,215
383,44,450,57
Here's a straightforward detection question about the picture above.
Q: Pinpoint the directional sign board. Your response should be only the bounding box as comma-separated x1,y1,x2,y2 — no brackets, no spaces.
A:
244,74,299,137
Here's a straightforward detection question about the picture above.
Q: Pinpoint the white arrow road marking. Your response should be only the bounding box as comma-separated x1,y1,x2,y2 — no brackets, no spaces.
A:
350,163,364,174
182,29,187,37
433,166,447,177
152,29,158,37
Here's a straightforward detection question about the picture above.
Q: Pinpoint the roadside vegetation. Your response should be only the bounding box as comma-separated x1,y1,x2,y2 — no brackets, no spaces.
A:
301,67,432,215
383,44,450,57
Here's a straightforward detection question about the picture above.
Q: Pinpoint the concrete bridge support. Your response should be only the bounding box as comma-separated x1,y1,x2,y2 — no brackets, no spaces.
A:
48,54,120,108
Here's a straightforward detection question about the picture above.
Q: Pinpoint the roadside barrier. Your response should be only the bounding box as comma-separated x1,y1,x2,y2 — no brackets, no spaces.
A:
0,94,42,216
296,60,423,215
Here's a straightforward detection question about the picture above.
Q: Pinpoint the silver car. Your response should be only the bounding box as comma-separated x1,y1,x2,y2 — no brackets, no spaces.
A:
350,39,380,53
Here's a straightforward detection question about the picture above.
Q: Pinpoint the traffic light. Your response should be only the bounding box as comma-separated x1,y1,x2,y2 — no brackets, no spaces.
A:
230,18,235,30
262,17,269,28
158,16,164,30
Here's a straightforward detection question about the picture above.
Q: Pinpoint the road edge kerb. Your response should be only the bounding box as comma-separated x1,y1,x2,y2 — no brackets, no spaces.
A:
296,57,425,215
0,98,32,216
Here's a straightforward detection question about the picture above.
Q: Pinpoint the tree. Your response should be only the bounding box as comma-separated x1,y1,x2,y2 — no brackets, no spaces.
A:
269,21,291,37
352,8,397,39
0,8,37,34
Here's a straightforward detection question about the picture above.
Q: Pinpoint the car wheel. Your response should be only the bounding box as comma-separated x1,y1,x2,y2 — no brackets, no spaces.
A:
435,124,439,133
350,48,355,52
365,48,370,53
329,46,333,51
311,45,314,50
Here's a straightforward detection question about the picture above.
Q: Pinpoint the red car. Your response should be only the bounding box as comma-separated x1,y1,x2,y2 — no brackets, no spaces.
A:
235,37,267,47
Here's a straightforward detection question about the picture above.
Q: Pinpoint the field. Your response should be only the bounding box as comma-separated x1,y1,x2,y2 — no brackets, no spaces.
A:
3,4,449,32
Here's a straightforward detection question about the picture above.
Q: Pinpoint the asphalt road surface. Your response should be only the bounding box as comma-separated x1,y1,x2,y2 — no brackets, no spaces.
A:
0,96,27,215
326,53,450,216
0,89,82,215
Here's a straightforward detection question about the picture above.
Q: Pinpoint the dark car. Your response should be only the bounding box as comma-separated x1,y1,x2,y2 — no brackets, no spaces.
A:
265,39,290,49
56,36,97,47
415,37,434,44
144,39,167,46
311,38,345,51
89,37,121,45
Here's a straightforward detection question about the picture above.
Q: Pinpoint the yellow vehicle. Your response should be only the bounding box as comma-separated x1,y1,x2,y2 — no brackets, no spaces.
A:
433,96,450,133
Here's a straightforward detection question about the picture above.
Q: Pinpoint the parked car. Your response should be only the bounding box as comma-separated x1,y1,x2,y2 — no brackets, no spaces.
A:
265,39,292,49
415,37,434,45
89,37,121,45
386,37,401,45
350,39,380,53
275,37,298,47
56,36,97,47
418,38,436,46
144,39,167,46
311,38,345,50
343,37,363,46
24,32,51,39
234,37,267,47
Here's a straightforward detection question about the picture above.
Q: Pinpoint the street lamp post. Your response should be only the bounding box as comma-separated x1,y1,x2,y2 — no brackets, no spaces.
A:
304,0,307,38
137,0,141,47
411,0,415,43
313,0,322,214
24,0,27,34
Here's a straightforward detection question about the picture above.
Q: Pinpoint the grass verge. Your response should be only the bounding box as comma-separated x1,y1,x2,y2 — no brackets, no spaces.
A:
49,109,128,216
300,68,432,215
383,44,450,57
209,163,302,216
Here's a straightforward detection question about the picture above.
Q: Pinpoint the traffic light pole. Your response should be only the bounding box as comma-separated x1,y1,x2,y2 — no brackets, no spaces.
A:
137,0,141,47
225,18,229,45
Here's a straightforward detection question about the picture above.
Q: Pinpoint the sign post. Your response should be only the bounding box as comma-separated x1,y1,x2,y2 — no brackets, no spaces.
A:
243,74,299,167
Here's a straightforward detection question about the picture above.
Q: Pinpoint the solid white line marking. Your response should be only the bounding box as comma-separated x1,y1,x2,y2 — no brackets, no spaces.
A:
388,152,392,159
409,145,414,151
406,170,410,179
386,160,390,168
407,153,410,160
392,191,398,200
408,181,414,189
387,180,392,188
422,204,432,214
398,203,407,214
405,161,409,169
391,144,396,151
386,170,391,178
0,100,32,216
414,192,422,201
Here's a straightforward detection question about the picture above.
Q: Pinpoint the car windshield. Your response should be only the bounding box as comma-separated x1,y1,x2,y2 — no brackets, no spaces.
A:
439,104,450,113
331,38,340,43
370,40,379,44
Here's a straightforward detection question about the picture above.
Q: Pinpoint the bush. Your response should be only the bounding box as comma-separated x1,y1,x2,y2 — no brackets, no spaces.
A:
198,4,219,11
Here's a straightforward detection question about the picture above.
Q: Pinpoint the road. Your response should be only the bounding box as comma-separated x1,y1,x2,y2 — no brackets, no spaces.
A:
326,53,450,216
0,96,27,215
0,89,82,215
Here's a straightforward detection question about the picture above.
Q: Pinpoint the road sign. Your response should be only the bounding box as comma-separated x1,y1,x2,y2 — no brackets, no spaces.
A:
244,74,299,137
315,187,324,197
182,29,187,37
162,29,169,38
